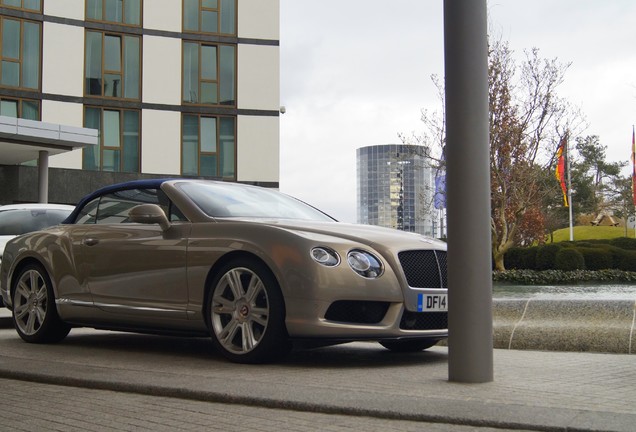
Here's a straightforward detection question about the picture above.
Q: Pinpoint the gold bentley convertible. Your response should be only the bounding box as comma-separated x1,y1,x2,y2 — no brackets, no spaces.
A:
0,179,448,363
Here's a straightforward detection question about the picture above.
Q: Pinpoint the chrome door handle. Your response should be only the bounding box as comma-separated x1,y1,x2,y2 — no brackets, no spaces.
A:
83,238,99,246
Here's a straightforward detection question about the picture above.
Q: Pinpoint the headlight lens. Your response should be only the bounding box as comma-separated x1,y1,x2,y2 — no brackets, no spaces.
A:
347,249,383,278
311,247,340,267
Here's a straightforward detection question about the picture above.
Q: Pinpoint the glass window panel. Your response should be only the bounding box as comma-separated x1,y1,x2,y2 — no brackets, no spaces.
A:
104,35,121,71
24,0,41,10
203,0,218,8
86,0,102,19
102,149,120,172
182,115,199,175
1,61,19,87
2,0,20,7
200,82,217,104
122,110,139,172
182,141,198,176
124,0,141,25
123,36,139,99
201,45,217,80
105,0,123,23
182,42,199,103
200,117,217,153
183,0,198,32
22,21,40,89
201,10,218,33
220,0,235,34
2,19,20,59
83,108,101,171
104,73,122,97
0,100,18,117
85,31,102,95
21,100,39,120
104,110,120,148
219,45,235,105
219,117,235,177
200,155,217,177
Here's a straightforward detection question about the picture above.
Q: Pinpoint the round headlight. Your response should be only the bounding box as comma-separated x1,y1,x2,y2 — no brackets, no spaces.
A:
311,247,340,267
347,249,383,278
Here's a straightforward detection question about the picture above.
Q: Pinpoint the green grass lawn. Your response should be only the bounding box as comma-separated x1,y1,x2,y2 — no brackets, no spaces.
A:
548,225,636,243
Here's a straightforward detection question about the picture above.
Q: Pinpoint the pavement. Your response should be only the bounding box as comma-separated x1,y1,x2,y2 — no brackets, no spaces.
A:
0,307,635,432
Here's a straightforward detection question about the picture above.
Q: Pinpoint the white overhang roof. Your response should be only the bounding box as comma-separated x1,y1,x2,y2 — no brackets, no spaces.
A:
0,115,98,164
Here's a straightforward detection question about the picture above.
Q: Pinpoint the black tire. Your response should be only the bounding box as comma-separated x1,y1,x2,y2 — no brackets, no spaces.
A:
11,263,71,343
207,257,290,363
380,339,438,353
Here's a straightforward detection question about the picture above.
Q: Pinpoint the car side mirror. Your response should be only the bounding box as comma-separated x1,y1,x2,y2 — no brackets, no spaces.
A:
128,204,171,231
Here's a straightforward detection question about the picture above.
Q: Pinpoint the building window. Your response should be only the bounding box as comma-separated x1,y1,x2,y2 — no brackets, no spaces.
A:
86,0,142,26
84,107,140,173
0,97,39,119
183,0,236,35
0,18,40,90
85,31,140,99
182,114,235,179
1,0,41,11
182,42,235,105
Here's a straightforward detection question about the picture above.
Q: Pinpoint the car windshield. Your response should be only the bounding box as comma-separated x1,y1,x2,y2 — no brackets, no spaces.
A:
178,182,335,222
0,209,72,235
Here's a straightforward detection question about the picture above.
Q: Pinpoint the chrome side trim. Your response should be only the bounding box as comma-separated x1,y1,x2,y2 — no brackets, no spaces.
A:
56,298,93,307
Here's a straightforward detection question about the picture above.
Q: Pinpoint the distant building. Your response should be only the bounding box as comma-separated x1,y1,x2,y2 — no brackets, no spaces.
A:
356,144,435,236
0,0,280,204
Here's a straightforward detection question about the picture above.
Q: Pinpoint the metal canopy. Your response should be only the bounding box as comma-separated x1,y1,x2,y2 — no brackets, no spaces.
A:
0,115,97,165
0,115,98,203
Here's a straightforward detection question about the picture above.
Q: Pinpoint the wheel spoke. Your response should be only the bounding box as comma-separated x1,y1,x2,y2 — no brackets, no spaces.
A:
226,270,245,299
16,281,31,301
35,305,46,326
212,295,235,314
14,302,30,320
29,271,40,294
245,277,263,303
25,311,37,334
219,319,240,345
250,307,268,327
242,323,256,351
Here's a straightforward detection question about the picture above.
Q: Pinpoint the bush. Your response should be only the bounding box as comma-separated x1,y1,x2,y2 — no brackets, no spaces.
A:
504,247,527,270
610,237,636,250
577,247,613,270
617,250,636,271
535,244,562,270
555,248,585,271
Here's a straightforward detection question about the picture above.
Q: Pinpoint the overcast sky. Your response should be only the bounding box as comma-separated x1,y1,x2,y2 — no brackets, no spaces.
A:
278,1,636,223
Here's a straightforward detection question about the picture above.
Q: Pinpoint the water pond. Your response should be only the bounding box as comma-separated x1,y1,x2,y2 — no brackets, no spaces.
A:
493,283,636,300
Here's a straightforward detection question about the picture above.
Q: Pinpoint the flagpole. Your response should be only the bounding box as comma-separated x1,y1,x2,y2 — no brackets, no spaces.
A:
566,133,574,241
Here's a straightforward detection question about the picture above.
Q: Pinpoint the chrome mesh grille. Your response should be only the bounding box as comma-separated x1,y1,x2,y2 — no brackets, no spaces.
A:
398,250,447,288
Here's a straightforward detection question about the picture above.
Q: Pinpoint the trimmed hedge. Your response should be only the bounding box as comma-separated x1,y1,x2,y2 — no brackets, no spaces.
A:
503,237,636,272
535,244,562,270
555,248,585,271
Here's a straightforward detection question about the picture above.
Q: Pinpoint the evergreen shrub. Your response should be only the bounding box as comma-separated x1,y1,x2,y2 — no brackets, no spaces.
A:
610,237,636,250
577,247,613,270
535,244,562,270
504,247,526,270
617,250,636,272
555,248,585,271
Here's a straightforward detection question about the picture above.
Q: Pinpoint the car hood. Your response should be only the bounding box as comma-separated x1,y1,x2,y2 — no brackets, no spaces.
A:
224,218,446,251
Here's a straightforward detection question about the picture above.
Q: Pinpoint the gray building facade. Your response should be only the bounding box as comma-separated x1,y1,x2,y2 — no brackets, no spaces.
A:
356,144,434,236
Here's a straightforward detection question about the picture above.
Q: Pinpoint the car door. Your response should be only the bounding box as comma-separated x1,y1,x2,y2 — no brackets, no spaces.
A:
78,188,191,321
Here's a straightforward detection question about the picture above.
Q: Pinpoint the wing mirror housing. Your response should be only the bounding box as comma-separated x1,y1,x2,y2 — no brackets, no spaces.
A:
129,204,171,231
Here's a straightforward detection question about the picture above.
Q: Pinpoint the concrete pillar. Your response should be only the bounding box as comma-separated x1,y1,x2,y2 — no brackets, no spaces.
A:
38,150,49,203
444,0,493,383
